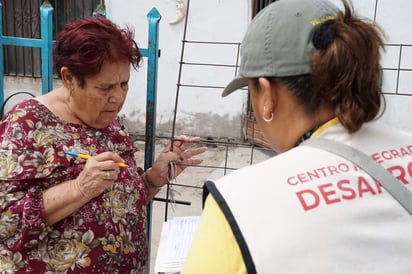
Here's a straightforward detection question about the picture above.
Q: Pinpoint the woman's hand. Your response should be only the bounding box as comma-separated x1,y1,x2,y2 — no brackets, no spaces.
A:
73,152,122,201
144,136,207,188
44,151,124,225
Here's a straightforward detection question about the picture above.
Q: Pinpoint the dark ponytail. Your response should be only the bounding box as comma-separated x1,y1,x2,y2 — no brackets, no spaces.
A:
311,0,386,133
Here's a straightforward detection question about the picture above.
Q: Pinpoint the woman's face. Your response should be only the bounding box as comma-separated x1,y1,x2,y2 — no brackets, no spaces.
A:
69,61,130,129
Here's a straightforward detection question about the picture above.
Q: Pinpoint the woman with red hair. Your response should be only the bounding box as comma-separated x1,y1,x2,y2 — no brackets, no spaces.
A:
0,16,205,273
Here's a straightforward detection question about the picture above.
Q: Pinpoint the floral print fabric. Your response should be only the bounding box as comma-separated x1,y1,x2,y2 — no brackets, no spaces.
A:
0,99,149,273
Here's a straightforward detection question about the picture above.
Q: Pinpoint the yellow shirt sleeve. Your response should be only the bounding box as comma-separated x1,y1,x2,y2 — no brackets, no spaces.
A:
181,195,247,274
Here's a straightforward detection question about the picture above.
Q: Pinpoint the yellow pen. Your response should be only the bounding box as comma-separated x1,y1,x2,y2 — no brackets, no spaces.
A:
64,151,128,168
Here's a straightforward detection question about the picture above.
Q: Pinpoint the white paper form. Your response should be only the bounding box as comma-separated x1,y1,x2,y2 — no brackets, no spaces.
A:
155,216,201,273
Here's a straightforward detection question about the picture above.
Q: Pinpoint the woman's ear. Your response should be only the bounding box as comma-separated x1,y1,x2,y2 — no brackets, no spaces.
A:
60,67,73,87
258,77,277,116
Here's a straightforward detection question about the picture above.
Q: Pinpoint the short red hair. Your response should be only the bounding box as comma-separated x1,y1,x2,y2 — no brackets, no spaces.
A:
54,16,142,87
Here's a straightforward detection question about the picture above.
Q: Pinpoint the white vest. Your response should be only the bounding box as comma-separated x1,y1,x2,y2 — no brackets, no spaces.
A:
208,121,412,274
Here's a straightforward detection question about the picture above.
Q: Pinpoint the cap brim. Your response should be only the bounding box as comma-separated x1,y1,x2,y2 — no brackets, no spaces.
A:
221,77,248,97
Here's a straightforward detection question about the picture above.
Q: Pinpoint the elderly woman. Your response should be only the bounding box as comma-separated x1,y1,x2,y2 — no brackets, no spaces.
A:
0,16,206,273
183,0,412,273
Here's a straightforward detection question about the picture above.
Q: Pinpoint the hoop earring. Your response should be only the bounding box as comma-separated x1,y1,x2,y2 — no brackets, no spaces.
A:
263,112,274,123
263,105,274,122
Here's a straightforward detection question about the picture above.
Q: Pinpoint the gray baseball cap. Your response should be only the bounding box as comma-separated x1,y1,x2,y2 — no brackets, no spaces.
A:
222,0,339,97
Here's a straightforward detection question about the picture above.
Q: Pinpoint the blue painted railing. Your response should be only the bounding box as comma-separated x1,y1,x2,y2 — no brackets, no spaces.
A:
142,8,161,173
142,8,161,265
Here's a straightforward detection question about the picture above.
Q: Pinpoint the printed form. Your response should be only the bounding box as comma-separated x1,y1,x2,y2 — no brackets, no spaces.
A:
155,216,201,273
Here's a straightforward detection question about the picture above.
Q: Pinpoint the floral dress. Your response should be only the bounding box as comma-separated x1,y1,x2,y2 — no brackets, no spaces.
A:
0,99,149,273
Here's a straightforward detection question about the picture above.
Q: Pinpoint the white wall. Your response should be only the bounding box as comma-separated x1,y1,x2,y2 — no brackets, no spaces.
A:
106,0,250,138
105,0,412,138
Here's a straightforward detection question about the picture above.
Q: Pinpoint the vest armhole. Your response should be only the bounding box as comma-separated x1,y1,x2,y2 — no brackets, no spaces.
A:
204,180,257,274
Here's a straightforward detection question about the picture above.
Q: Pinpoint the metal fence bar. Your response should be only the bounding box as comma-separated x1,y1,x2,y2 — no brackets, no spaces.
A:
139,7,161,268
40,1,54,94
142,8,161,172
0,1,4,105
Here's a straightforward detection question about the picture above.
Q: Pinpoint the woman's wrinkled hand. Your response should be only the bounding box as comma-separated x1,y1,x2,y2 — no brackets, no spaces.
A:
73,152,122,201
146,136,207,187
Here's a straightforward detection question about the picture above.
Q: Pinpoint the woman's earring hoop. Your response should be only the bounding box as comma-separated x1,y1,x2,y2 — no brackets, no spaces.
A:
263,112,274,123
263,105,274,122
